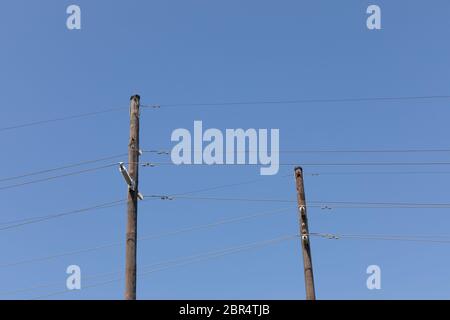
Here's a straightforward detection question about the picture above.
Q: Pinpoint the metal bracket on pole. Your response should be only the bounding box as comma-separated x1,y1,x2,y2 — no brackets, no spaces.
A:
119,162,136,191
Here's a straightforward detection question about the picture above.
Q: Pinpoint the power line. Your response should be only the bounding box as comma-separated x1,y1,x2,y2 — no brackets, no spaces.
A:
147,195,450,209
141,95,450,109
297,162,450,167
146,195,296,203
169,174,292,197
311,232,450,244
308,200,450,207
3,95,449,133
0,199,127,231
12,229,450,298
140,161,450,167
0,171,290,231
143,148,450,155
314,205,450,209
0,207,293,268
11,191,450,234
306,171,450,176
30,234,298,300
0,153,127,183
140,156,450,175
0,173,293,230
15,230,450,299
0,107,127,133
36,228,450,299
0,163,117,192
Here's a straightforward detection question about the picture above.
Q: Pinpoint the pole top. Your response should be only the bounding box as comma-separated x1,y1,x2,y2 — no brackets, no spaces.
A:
294,166,303,172
130,94,141,101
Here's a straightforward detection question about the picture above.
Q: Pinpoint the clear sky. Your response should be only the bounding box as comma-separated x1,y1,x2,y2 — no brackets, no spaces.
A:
1,0,450,300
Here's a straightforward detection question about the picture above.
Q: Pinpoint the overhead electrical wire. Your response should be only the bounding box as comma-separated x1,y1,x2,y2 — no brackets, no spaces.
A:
146,194,450,209
311,232,450,244
0,153,127,183
308,200,450,207
140,158,450,176
2,95,450,133
28,234,298,300
11,229,450,298
4,192,450,235
304,170,450,176
0,199,127,231
0,207,293,269
4,168,450,234
0,173,293,231
147,195,295,203
0,106,127,132
3,94,450,299
0,163,117,192
140,161,450,167
167,174,292,197
141,95,450,109
29,226,450,300
3,158,450,195
144,148,450,155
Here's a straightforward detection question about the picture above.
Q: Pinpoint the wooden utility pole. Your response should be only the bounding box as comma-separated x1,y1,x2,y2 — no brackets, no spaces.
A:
125,95,140,300
294,166,316,300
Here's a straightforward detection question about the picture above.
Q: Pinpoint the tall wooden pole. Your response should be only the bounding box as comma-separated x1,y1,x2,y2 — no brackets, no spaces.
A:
125,95,140,300
294,166,316,300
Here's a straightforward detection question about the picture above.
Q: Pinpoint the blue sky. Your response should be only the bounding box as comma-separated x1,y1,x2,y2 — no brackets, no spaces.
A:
1,0,450,299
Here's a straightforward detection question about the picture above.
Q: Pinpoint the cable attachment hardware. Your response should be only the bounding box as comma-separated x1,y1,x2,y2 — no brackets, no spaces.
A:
157,150,170,155
322,233,340,240
142,162,156,167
